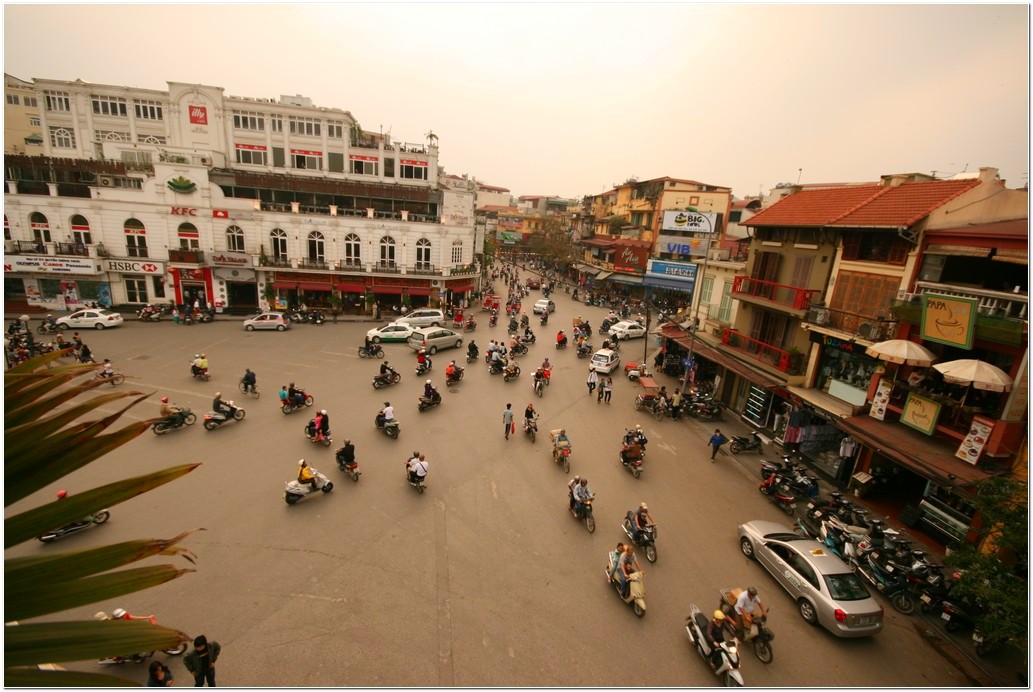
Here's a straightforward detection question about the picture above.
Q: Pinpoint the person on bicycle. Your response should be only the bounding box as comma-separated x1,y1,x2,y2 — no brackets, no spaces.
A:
241,368,257,394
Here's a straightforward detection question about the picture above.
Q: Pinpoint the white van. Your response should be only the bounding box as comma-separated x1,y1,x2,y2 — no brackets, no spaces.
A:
395,308,446,328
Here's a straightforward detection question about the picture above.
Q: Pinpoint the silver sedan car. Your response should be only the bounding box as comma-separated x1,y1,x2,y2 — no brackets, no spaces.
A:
737,520,884,637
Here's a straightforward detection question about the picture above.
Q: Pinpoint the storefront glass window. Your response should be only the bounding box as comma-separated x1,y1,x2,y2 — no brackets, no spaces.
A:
743,385,772,426
817,347,878,406
77,281,101,301
38,278,61,298
125,276,147,303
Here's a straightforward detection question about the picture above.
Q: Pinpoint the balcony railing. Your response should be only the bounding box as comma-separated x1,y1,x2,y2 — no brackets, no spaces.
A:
53,242,89,257
375,260,401,273
451,264,478,276
168,249,205,264
258,255,292,268
805,305,897,342
721,328,799,374
6,240,46,255
298,257,328,270
336,259,363,270
914,281,1028,321
732,276,818,311
411,263,436,275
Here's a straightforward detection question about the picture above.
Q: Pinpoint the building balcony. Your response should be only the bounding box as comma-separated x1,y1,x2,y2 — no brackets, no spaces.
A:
411,263,437,275
450,264,478,276
5,240,46,255
805,305,897,342
914,281,1028,321
336,259,363,271
891,283,1028,347
721,328,802,374
168,249,205,264
258,255,292,268
297,257,328,270
375,261,401,274
732,275,819,312
52,242,90,257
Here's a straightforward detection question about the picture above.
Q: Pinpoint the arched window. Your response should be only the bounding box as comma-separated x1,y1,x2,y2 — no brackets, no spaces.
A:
124,218,147,258
29,212,51,244
451,239,463,265
50,127,75,149
343,233,361,265
379,236,396,267
307,231,325,262
70,214,92,246
415,238,432,270
270,228,288,259
226,225,245,252
177,222,199,250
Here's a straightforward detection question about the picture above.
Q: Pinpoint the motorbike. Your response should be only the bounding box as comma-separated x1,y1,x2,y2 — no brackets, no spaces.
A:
604,554,646,617
284,468,333,505
415,360,433,376
445,367,465,386
203,403,246,430
523,413,539,442
509,342,529,357
551,436,572,473
555,337,568,349
576,343,592,359
466,350,479,364
38,509,111,543
372,369,402,389
304,420,332,447
358,344,385,359
488,358,507,375
136,308,162,322
619,447,645,479
729,431,764,454
375,412,401,439
600,317,617,333
622,514,658,563
418,392,442,412
95,611,187,663
152,409,197,435
852,552,917,614
335,449,362,482
503,365,521,382
306,310,325,325
489,313,498,327
36,320,61,334
571,494,596,533
685,400,723,421
189,364,211,382
463,319,477,333
181,311,194,325
539,313,548,327
281,391,315,414
406,458,427,494
533,376,545,398
718,588,775,664
684,604,745,685
522,330,537,345
196,308,215,324
759,454,802,481
758,474,797,515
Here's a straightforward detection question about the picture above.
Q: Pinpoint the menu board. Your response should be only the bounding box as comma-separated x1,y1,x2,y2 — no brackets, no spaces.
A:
956,415,995,465
869,379,892,420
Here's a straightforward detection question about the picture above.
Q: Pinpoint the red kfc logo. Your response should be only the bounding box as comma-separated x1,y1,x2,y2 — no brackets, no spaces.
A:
189,106,208,125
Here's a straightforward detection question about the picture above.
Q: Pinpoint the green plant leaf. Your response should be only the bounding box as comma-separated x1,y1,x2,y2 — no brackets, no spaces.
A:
6,565,196,622
6,620,188,666
3,348,72,376
3,667,140,686
6,465,199,547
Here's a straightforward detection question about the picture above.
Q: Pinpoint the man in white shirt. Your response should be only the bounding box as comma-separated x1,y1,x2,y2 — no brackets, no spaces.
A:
407,454,428,483
734,586,767,638
377,402,395,430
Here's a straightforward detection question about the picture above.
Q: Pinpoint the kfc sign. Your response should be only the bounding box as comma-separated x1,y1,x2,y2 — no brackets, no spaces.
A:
189,106,208,125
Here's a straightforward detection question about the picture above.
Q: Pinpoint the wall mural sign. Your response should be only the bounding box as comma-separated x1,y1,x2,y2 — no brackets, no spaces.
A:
661,210,717,233
900,392,942,436
921,294,976,349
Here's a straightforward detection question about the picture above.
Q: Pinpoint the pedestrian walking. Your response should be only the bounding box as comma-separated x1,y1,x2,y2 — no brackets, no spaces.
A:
183,634,220,687
671,388,682,420
147,660,174,687
597,376,606,403
587,369,599,394
604,377,614,404
709,429,728,461
503,403,514,440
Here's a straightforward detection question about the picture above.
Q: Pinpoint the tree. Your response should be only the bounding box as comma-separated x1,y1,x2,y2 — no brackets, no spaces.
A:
5,352,199,685
944,476,1028,652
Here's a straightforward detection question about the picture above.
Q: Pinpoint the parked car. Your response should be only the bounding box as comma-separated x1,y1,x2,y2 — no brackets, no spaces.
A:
407,326,463,355
532,299,556,314
395,308,446,328
609,320,647,340
243,312,290,331
56,309,124,331
366,322,416,343
589,348,621,374
737,520,884,637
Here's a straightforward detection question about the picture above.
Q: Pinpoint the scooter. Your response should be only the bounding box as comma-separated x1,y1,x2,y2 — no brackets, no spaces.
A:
758,474,797,515
38,510,111,543
405,458,427,494
415,360,433,376
372,370,402,389
463,319,477,333
418,392,442,412
759,454,798,481
571,494,596,533
284,468,333,505
489,313,498,327
604,556,646,617
503,365,521,382
281,391,315,415
533,376,545,398
445,367,465,386
152,409,197,435
466,350,479,364
36,320,61,334
622,515,658,563
717,588,775,664
619,448,645,479
852,552,917,614
522,330,537,345
136,308,162,322
523,413,539,443
304,420,332,447
576,343,592,359
189,364,211,382
95,611,187,663
729,431,765,454
335,447,361,482
684,604,744,685
358,344,385,359
539,313,548,327
375,412,401,438
203,403,245,430
555,338,568,350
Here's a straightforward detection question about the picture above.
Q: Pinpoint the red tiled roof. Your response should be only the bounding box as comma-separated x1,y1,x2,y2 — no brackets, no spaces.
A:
745,185,883,227
612,238,652,248
829,179,981,228
927,218,1028,238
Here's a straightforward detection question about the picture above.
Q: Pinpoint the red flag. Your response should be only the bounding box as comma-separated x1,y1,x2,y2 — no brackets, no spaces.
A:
212,209,229,219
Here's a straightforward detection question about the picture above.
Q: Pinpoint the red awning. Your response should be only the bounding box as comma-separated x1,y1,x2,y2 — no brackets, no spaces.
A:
371,286,404,295
659,324,783,388
408,288,431,296
272,282,332,292
449,281,475,292
337,282,366,293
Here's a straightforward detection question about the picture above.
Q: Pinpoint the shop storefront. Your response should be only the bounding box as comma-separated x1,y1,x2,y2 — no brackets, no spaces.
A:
169,267,214,309
269,271,335,309
102,258,167,306
4,255,106,310
810,332,881,407
210,252,258,311
444,278,476,309
368,277,433,310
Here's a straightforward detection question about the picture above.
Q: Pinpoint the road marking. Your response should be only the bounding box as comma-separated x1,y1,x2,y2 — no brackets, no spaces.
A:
433,499,455,685
490,480,498,499
656,442,678,456
289,592,347,603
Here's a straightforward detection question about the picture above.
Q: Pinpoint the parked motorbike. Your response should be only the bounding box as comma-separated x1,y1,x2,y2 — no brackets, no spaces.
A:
622,514,658,563
38,509,111,543
195,308,215,324
604,554,646,617
284,468,333,505
685,399,723,421
189,364,211,382
306,310,325,325
358,344,385,359
304,419,332,447
203,403,245,431
852,552,917,614
375,411,401,438
136,308,162,322
758,474,797,515
372,370,402,389
729,431,765,454
281,391,315,414
152,409,197,435
760,454,800,481
94,611,187,663
684,604,744,685
418,392,442,412
503,365,521,382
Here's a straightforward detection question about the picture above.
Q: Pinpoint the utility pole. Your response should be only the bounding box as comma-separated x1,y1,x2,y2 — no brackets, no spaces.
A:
642,287,652,363
680,238,714,393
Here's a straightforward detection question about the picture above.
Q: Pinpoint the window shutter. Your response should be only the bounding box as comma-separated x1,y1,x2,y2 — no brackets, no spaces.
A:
887,238,908,265
841,232,861,261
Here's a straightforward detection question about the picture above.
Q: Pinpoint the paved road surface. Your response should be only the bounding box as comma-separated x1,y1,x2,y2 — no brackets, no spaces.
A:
6,290,974,686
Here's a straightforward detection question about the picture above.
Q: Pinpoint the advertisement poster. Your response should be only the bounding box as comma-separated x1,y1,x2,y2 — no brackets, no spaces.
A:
900,393,942,436
956,415,995,465
61,281,80,307
922,294,977,349
24,280,42,305
869,379,893,420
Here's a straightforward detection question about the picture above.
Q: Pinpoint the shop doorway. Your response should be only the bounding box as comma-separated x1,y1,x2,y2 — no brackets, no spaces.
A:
227,282,258,311
181,283,206,309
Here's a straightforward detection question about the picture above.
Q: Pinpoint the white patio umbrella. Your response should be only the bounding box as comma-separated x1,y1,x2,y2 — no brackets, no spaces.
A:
932,359,1014,392
865,339,937,366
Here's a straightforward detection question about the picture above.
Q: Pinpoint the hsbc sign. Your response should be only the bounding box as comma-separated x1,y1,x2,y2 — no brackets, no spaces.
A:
103,259,165,275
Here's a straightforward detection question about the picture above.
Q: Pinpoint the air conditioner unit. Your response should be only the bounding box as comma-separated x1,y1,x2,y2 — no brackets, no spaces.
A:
99,176,115,187
709,248,730,261
811,308,831,326
200,156,212,167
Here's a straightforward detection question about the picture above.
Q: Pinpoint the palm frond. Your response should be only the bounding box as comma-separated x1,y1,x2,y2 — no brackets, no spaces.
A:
6,620,188,666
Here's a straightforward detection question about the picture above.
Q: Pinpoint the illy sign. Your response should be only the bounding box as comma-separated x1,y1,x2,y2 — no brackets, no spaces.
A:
104,259,164,275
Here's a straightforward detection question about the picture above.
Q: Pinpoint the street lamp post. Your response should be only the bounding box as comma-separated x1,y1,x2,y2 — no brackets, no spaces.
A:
680,243,714,394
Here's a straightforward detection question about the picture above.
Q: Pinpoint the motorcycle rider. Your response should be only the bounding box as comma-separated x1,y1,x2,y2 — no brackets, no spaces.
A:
556,330,567,347
520,313,529,329
378,361,397,384
423,380,439,403
707,610,735,669
467,341,479,360
533,367,547,392
45,312,57,329
336,439,356,468
159,396,187,426
490,347,505,371
617,544,642,598
317,409,330,441
416,349,432,372
53,489,94,530
279,385,289,406
364,334,376,356
212,392,233,419
572,477,593,517
407,453,429,484
540,311,549,326
628,502,655,543
733,586,768,639
288,382,304,407
523,402,537,431
241,368,257,394
297,458,318,492
445,360,457,381
620,438,644,466
567,475,581,511
624,424,648,449
376,401,395,429
190,353,203,377
607,542,626,583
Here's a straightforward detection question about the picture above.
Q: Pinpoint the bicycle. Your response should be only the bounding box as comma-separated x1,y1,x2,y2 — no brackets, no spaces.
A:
238,380,261,399
96,372,125,386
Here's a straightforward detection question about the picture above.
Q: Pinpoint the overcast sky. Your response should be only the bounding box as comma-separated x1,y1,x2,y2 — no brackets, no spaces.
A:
4,3,1029,198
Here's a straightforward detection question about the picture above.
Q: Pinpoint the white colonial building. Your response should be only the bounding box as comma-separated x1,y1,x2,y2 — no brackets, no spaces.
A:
3,75,480,312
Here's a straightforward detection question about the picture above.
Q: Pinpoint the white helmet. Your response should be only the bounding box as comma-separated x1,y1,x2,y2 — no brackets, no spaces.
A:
112,608,127,619
298,458,306,467
426,379,432,385
320,409,327,415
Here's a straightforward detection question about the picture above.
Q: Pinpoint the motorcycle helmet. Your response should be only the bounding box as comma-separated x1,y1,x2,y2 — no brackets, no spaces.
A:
56,490,68,499
573,475,581,483
320,410,327,415
298,458,307,467
19,314,29,322
214,392,222,398
46,313,52,318
713,610,726,620
426,379,432,385
200,353,206,358
112,608,127,619
747,586,758,597
194,354,200,359
636,424,642,431
639,503,648,510
161,396,169,403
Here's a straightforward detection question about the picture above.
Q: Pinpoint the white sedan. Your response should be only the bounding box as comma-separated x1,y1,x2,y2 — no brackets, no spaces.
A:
609,320,647,340
532,299,556,314
366,322,416,343
56,309,125,330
